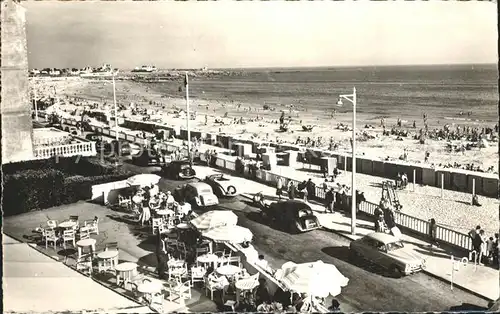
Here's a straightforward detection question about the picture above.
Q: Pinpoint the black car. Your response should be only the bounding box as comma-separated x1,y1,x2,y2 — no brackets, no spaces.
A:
161,160,196,180
85,133,101,142
132,147,168,166
261,200,320,233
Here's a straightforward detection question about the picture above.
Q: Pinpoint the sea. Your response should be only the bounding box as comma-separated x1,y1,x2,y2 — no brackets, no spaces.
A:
146,64,499,127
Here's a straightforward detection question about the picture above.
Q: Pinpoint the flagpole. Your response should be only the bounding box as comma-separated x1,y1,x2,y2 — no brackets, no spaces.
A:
185,72,191,162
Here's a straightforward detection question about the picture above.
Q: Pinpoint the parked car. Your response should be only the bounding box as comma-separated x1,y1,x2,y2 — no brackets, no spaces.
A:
349,232,426,277
63,126,79,135
161,160,196,180
132,147,168,167
173,182,219,208
261,200,320,233
203,174,238,197
85,133,101,142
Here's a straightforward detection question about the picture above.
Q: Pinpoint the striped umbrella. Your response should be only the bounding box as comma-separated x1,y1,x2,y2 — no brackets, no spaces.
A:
277,260,349,297
202,225,253,243
189,210,238,230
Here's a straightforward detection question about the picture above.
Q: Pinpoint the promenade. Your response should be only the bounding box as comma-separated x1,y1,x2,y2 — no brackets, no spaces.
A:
193,164,499,302
155,135,497,235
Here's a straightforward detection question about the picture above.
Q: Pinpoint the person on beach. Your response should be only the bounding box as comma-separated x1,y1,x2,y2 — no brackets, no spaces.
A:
276,177,283,200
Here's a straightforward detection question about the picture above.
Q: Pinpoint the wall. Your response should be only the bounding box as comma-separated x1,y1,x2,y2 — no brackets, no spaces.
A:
1,0,34,164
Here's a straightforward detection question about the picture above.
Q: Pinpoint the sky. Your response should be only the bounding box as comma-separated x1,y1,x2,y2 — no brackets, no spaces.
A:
24,1,498,69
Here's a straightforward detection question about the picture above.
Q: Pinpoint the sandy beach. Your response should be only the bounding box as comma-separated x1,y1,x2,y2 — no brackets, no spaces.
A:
33,76,499,173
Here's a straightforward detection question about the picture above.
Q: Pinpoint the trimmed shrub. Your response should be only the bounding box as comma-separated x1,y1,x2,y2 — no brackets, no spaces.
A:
3,169,66,216
2,169,131,216
2,156,126,177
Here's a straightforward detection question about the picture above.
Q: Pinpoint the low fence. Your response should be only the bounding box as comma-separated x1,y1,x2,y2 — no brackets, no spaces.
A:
33,141,96,159
214,155,473,252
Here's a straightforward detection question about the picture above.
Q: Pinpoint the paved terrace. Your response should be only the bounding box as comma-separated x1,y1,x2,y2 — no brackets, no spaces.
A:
3,235,150,313
193,164,499,301
3,202,219,313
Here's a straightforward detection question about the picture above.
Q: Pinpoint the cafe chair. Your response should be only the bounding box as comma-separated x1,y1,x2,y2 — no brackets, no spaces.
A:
167,281,192,303
177,242,188,259
195,247,210,258
76,254,93,276
47,220,58,229
62,229,76,249
151,218,162,235
85,217,99,235
227,256,242,268
190,265,206,286
205,275,224,301
79,226,91,240
44,228,60,250
118,195,132,210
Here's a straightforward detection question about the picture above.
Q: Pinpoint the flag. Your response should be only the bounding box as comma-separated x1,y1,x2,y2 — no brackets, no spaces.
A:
184,72,188,87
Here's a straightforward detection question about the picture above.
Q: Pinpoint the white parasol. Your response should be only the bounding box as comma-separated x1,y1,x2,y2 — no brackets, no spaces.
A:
276,260,349,298
126,174,161,186
202,225,253,243
190,210,238,230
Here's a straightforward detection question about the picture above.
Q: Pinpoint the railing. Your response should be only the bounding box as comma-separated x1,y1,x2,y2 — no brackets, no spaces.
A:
33,141,97,159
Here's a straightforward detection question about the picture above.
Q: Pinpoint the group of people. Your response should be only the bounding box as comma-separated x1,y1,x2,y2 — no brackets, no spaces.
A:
275,178,317,202
130,184,184,226
374,196,401,237
468,226,499,267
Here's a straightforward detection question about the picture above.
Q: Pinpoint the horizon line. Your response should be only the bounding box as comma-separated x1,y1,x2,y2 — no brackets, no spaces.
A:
30,62,497,71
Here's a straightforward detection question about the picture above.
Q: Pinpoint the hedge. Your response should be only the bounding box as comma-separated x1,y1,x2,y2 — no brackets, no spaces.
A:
2,156,127,176
2,169,132,216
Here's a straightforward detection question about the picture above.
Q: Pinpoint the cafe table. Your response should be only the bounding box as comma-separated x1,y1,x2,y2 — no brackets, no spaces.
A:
216,265,241,278
156,209,175,216
115,262,138,288
76,238,96,258
197,253,219,268
97,250,119,273
235,276,259,302
175,223,190,229
58,220,77,229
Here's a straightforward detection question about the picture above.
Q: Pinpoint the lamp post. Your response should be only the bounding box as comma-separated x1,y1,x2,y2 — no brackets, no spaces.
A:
337,87,357,235
33,75,38,121
112,72,119,142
